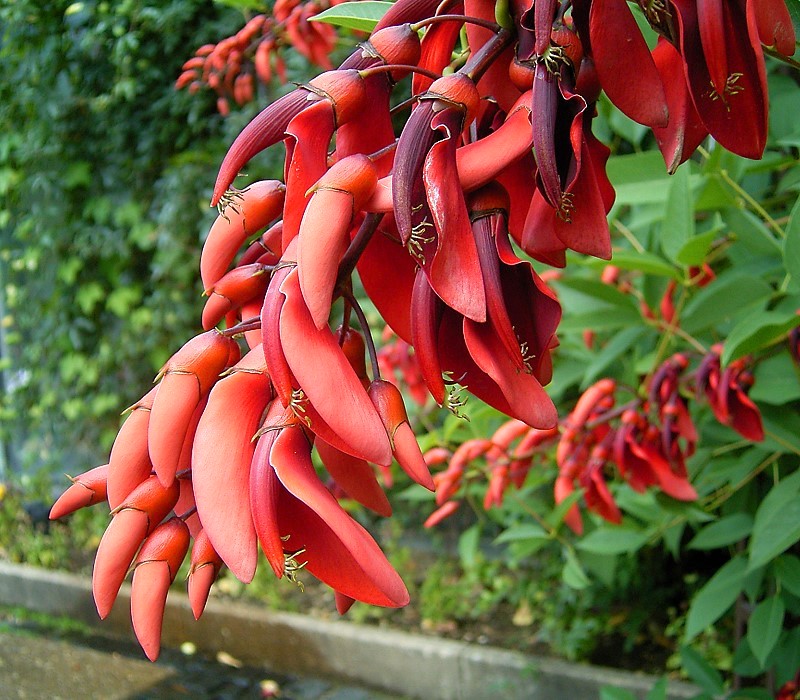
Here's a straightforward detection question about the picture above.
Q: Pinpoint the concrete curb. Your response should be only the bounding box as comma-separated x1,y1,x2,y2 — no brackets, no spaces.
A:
0,562,698,700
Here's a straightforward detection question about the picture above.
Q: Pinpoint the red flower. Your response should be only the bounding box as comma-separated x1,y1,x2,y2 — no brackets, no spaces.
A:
696,347,764,442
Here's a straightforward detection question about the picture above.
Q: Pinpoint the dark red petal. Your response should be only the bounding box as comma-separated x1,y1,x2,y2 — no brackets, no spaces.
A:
672,0,767,158
410,269,446,406
298,189,355,329
424,110,487,322
589,0,669,128
212,90,309,206
463,318,558,429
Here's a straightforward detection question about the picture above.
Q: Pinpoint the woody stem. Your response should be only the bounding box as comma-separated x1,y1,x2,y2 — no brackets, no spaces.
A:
460,27,513,82
359,64,442,81
221,315,261,337
411,14,501,32
341,289,381,381
584,399,641,430
336,212,384,289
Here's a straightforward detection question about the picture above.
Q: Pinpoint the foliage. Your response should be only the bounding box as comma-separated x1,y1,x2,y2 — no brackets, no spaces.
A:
411,58,800,697
0,0,272,476
4,0,800,694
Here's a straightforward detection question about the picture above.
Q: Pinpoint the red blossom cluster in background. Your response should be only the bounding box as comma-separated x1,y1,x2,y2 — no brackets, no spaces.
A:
49,0,796,663
424,344,766,535
175,1,345,114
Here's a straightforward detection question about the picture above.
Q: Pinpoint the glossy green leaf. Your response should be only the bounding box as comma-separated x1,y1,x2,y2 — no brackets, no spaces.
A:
750,353,800,405
785,193,800,283
748,469,800,570
761,407,800,456
554,277,640,311
588,249,680,279
494,524,549,544
562,549,590,590
310,1,393,31
678,646,725,696
662,164,695,262
747,596,785,668
774,554,800,597
774,628,800,687
675,228,719,267
681,272,772,334
684,555,747,642
721,309,800,365
688,513,753,550
577,527,648,555
582,327,647,387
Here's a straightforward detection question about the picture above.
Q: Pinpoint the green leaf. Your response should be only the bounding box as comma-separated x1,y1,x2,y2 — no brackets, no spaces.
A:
681,272,772,334
774,627,800,687
774,554,800,597
684,555,747,642
688,514,754,550
458,524,481,569
582,327,647,386
577,527,648,555
554,277,640,311
750,353,800,405
310,1,393,31
675,228,720,267
594,249,681,279
644,677,667,700
494,524,549,544
748,469,800,570
679,646,725,696
213,0,266,10
662,164,695,262
547,489,584,529
785,193,800,283
721,309,800,365
562,549,590,590
606,151,672,205
557,308,641,333
747,596,785,669
599,688,637,700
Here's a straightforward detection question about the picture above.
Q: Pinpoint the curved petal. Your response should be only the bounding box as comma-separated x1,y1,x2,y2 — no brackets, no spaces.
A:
281,99,336,248
316,438,392,517
131,561,170,661
93,508,149,619
589,0,669,128
279,269,392,465
191,370,273,583
271,427,409,607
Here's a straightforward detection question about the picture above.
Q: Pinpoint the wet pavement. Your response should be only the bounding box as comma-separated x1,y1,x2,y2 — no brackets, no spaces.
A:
0,623,407,700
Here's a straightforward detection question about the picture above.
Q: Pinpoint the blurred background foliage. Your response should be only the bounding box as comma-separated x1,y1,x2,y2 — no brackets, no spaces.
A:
0,0,290,478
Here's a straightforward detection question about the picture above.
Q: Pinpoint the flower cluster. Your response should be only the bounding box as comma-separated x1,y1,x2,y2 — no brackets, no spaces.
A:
52,0,793,661
423,346,767,535
175,1,344,114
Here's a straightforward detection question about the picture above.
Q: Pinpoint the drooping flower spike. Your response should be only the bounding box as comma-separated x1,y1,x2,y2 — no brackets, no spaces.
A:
57,0,790,660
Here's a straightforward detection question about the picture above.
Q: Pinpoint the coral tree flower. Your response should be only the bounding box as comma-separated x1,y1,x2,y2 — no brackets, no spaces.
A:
52,0,791,662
